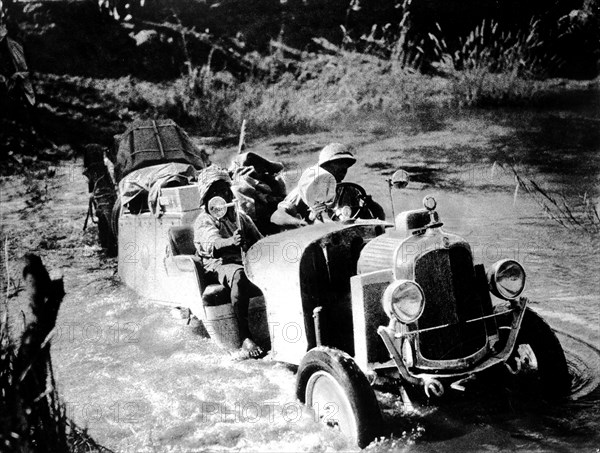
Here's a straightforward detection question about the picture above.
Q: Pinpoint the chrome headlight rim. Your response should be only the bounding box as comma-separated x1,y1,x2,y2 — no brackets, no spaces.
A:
488,259,526,300
382,279,425,324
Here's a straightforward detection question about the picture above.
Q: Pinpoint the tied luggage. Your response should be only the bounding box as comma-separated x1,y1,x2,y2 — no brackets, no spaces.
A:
114,119,211,182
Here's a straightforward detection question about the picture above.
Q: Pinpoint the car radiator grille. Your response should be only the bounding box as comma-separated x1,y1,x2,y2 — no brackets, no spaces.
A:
413,246,488,361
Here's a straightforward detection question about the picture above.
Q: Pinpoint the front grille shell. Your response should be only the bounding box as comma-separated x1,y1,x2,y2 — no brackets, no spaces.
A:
393,227,493,370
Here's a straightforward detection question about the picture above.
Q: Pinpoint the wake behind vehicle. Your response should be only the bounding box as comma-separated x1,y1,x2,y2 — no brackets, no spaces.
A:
112,124,571,448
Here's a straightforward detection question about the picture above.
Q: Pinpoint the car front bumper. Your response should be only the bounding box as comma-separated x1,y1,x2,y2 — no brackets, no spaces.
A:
376,297,528,394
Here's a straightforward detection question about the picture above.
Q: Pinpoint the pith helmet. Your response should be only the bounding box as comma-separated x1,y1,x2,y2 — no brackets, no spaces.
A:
318,143,356,167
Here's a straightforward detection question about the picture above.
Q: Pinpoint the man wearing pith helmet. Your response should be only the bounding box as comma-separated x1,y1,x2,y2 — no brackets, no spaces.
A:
271,142,356,228
317,142,357,183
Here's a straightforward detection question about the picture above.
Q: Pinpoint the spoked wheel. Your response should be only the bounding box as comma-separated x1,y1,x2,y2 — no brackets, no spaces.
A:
296,347,382,448
506,308,571,399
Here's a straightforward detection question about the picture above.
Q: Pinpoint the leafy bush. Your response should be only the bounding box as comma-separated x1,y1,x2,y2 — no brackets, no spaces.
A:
104,51,449,137
229,53,447,134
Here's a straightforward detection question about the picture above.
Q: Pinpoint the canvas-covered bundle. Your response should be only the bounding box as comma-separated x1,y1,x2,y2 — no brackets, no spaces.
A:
118,162,197,216
114,119,210,182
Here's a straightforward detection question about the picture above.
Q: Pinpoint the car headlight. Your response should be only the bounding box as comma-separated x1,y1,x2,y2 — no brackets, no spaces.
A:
487,259,526,300
382,280,425,324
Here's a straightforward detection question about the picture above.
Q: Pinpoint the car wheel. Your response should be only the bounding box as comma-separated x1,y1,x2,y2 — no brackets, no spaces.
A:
296,347,382,448
508,308,571,398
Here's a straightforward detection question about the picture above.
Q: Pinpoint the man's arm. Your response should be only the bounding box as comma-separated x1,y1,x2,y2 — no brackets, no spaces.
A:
194,216,241,257
270,206,308,227
270,190,309,227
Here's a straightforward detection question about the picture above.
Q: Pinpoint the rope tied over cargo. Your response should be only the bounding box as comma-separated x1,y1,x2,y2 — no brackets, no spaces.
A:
152,120,166,158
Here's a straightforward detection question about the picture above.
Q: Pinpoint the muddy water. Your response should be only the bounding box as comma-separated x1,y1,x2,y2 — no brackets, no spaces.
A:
33,87,599,453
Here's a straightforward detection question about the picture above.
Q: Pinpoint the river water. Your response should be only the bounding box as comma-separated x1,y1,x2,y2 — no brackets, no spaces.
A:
35,87,599,453
231,87,600,451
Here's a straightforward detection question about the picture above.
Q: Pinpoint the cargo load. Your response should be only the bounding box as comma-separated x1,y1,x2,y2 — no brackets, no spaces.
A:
114,119,210,182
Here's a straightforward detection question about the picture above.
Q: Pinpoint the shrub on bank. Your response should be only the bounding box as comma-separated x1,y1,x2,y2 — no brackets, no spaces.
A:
31,45,562,145
447,68,544,107
97,52,450,136
110,50,551,136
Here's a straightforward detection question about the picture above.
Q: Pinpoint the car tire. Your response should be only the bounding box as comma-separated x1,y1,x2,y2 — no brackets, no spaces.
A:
296,346,382,448
509,308,571,398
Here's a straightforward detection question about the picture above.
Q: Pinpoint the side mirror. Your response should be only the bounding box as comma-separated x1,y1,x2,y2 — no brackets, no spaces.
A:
387,169,410,226
207,196,235,219
389,169,409,189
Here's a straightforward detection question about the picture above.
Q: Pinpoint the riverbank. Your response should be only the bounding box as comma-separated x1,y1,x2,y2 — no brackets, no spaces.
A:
4,66,596,177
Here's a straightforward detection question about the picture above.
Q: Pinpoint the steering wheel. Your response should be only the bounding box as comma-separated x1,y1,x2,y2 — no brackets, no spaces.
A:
304,177,384,223
329,182,384,221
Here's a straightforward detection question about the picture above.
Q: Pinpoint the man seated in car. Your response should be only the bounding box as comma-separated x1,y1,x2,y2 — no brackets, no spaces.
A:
270,143,356,228
194,166,265,360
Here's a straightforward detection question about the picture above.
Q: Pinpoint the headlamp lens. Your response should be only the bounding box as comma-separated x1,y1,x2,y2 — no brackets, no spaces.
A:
382,280,425,324
489,259,526,299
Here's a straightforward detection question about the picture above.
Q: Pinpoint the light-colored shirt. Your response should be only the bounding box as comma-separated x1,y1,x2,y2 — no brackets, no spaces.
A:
193,209,263,270
278,165,337,221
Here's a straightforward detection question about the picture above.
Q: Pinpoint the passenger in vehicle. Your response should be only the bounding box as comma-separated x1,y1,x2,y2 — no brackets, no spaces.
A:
193,166,265,360
229,151,286,236
270,143,356,228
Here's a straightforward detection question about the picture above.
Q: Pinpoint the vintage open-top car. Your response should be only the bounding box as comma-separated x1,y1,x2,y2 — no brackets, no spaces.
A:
112,121,571,448
244,177,571,446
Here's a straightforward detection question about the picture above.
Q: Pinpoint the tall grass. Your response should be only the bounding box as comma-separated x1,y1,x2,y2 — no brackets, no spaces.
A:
430,19,559,106
230,53,443,132
109,52,447,137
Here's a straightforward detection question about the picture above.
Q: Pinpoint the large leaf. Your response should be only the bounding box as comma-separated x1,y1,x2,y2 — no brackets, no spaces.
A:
5,38,35,105
6,37,28,72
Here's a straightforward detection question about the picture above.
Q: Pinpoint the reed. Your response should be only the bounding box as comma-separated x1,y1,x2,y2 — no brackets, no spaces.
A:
508,165,600,234
431,18,559,106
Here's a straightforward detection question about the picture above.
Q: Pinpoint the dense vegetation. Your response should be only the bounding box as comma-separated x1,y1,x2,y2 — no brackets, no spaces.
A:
0,0,599,166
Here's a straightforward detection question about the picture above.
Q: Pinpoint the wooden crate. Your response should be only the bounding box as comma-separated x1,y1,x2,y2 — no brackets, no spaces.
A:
159,185,201,213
